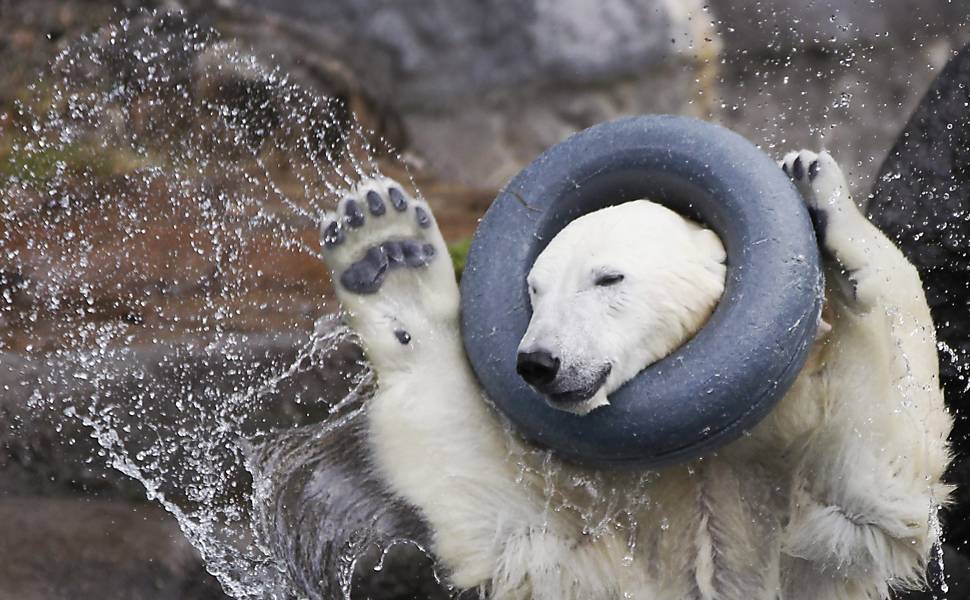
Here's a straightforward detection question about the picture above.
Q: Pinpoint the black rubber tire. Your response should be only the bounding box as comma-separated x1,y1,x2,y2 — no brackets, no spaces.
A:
459,115,823,468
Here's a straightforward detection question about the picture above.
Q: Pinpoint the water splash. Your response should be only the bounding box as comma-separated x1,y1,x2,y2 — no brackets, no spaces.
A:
3,7,965,600
929,508,949,597
1,10,431,599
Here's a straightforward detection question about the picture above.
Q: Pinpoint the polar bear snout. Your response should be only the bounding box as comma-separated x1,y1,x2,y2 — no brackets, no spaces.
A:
516,338,613,414
516,349,561,387
544,363,612,407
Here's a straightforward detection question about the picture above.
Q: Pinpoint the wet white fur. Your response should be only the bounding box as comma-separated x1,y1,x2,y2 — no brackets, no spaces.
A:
322,152,952,600
519,201,726,414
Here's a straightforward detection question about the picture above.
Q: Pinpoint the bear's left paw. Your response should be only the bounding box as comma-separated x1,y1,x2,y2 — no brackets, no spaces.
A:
780,149,856,250
780,149,883,305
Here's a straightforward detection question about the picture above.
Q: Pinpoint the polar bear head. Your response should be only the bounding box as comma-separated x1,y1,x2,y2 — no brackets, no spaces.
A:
516,200,727,415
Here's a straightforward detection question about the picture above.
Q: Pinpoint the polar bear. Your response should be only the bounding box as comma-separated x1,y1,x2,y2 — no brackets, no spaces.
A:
318,150,952,600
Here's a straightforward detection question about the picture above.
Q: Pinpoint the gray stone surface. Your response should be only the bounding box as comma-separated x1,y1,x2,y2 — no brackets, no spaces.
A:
229,0,970,191
235,0,701,107
0,332,366,499
709,0,970,193
402,60,712,189
707,0,970,54
0,497,227,599
231,0,716,187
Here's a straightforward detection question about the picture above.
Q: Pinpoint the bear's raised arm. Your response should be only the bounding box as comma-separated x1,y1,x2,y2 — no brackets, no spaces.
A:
779,150,953,599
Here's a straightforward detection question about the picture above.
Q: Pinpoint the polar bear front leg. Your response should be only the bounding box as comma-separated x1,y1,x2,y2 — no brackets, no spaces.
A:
780,149,925,313
320,177,530,592
779,150,952,595
320,177,461,369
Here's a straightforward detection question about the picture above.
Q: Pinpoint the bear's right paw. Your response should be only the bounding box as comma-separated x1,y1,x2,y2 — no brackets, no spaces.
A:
321,177,450,297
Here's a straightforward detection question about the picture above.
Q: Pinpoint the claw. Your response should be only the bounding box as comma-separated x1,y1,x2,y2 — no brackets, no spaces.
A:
806,206,828,247
384,240,404,265
401,240,433,268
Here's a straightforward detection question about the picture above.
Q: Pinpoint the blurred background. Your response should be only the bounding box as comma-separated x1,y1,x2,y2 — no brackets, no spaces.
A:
2,0,970,598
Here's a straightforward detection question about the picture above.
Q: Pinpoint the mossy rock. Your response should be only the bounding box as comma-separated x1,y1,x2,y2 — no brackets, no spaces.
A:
447,237,471,281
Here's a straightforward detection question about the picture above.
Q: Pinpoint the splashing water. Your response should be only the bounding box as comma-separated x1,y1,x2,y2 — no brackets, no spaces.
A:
929,508,949,597
0,15,680,593
1,11,439,599
3,7,968,600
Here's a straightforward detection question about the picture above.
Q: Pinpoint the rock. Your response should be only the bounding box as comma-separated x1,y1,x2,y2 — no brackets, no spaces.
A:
225,0,970,191
0,497,227,600
708,0,970,192
402,59,715,188
236,0,708,107
0,332,368,499
707,0,970,55
232,0,719,187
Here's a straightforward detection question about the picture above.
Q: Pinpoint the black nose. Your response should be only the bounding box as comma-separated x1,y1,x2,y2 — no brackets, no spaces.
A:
516,350,560,387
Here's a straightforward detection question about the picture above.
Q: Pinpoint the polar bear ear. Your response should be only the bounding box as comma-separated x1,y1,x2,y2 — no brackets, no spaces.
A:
694,228,727,264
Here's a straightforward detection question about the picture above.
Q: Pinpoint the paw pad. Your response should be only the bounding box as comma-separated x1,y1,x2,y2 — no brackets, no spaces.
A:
322,179,446,296
388,187,408,211
340,245,389,294
323,221,344,248
366,190,386,216
415,206,431,229
338,241,439,295
344,198,365,228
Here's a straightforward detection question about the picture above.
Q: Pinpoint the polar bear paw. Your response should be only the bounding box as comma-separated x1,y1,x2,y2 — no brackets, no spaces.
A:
780,149,881,305
320,177,460,355
321,177,451,297
780,149,856,250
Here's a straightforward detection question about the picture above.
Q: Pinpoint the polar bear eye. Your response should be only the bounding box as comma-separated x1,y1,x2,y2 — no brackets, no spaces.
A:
595,273,625,287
